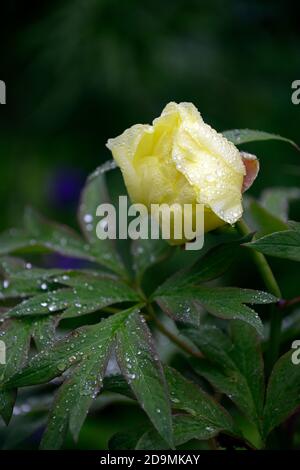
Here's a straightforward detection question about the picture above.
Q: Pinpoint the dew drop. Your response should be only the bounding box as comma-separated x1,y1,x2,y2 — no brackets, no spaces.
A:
48,304,57,312
83,214,93,223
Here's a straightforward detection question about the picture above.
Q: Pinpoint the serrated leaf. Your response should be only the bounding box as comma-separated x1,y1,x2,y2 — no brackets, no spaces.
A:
104,366,238,442
263,351,300,438
245,223,300,262
3,309,134,389
0,258,67,299
3,307,173,449
77,162,126,276
3,307,140,448
186,322,265,435
155,286,276,335
6,276,140,319
0,208,126,277
41,356,108,449
155,239,250,326
115,311,174,448
0,315,59,424
223,129,299,150
0,257,115,300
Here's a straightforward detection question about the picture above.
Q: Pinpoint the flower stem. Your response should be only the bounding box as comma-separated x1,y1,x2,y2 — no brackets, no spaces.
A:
279,296,300,309
236,219,282,371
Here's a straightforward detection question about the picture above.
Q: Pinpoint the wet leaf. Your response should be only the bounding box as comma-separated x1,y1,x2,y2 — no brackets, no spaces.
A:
155,286,276,335
5,276,139,319
246,222,300,262
223,129,299,150
186,322,265,436
116,310,174,448
263,351,300,438
77,161,126,276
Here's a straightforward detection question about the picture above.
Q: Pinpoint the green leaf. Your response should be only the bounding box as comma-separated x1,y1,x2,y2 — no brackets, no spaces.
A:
3,309,134,390
131,237,172,281
0,320,31,424
116,311,174,448
165,366,237,435
103,374,134,399
136,415,228,450
186,322,265,435
155,239,250,326
0,216,90,260
155,286,276,335
78,162,126,276
0,316,53,423
3,307,174,449
31,316,59,350
23,207,95,260
0,258,68,281
245,222,300,262
3,307,139,448
260,188,300,221
0,229,37,256
0,411,47,450
0,257,115,300
247,200,288,237
157,297,202,327
41,355,108,448
263,351,300,438
6,276,140,319
0,207,126,277
0,257,67,299
0,277,42,300
109,429,146,450
0,257,30,276
104,366,238,442
157,239,245,293
223,129,299,150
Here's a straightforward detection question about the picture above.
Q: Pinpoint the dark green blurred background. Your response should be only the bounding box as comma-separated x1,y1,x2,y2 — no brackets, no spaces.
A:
0,0,300,449
1,0,299,231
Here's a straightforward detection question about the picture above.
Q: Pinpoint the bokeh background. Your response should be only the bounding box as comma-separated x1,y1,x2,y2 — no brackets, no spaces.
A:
0,0,300,449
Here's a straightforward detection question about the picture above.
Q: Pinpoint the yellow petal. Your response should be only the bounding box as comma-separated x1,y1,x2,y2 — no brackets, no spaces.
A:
169,103,245,224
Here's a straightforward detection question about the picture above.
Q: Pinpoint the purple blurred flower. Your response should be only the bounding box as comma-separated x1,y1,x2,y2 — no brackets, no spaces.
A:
47,167,86,208
42,253,90,270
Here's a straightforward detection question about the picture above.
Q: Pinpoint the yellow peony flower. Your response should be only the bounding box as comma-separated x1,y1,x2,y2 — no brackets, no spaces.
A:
106,102,258,242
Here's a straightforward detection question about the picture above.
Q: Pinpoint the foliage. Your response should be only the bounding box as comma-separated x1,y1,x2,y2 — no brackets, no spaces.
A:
0,132,300,450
